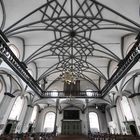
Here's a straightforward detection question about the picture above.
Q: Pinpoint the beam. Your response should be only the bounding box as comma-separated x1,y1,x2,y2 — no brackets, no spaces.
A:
101,32,140,97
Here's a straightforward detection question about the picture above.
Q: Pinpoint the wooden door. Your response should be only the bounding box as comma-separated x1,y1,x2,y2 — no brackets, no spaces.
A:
62,121,81,135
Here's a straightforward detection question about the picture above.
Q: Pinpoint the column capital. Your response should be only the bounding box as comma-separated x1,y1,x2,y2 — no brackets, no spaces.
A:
4,92,15,98
110,105,117,108
27,105,33,108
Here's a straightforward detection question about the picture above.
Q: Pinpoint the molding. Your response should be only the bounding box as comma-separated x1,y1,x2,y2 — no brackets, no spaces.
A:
27,105,33,108
4,92,15,98
128,93,140,98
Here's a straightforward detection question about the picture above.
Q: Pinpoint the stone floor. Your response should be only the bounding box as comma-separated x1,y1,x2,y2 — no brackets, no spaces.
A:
53,135,89,140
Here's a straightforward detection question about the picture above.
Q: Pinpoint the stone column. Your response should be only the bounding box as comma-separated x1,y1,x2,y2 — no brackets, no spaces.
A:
110,105,122,134
54,99,59,135
34,109,43,132
0,92,15,134
20,105,33,133
85,99,90,133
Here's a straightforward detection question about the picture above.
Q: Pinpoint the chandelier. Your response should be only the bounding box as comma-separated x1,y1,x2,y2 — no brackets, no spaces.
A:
60,70,77,84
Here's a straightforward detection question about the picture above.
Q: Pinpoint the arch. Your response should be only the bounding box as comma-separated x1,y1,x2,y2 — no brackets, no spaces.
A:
8,96,24,120
89,112,100,133
0,68,24,92
130,125,137,136
119,69,140,93
43,112,56,133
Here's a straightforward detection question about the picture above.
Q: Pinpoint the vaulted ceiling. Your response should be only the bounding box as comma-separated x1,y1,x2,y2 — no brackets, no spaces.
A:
0,0,140,98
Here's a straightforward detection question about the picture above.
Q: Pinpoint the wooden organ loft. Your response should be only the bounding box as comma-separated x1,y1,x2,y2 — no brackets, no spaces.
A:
64,80,80,96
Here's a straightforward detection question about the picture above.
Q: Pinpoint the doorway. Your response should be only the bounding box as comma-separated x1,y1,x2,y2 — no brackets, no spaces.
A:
62,120,82,135
130,125,138,136
4,120,18,134
28,124,33,133
4,123,12,134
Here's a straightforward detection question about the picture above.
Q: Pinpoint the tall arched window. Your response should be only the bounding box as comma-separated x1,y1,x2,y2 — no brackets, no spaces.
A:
43,112,55,132
51,90,58,97
121,96,134,121
30,106,38,123
89,112,100,132
9,96,24,120
86,89,93,97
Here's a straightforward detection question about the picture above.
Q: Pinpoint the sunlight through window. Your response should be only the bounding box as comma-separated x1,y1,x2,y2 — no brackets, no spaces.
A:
89,112,100,133
30,106,38,123
9,96,24,120
43,112,55,132
121,96,134,121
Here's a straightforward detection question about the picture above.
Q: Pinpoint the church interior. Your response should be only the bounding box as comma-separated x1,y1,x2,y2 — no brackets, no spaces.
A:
0,0,140,139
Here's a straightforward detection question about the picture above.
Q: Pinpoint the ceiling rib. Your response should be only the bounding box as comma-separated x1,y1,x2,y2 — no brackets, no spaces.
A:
1,0,140,98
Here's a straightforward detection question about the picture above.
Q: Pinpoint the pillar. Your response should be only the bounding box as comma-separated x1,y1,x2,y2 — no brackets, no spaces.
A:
110,105,122,134
20,105,33,133
35,109,44,132
54,99,59,135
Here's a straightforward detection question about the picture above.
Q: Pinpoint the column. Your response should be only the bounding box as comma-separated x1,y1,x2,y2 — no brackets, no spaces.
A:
110,105,122,134
54,99,59,135
85,99,90,134
35,109,43,132
20,105,33,133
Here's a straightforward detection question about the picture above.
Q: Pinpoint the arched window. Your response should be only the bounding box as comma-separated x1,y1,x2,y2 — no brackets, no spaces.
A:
9,96,24,120
121,96,134,121
51,90,58,97
30,106,38,123
89,112,100,132
86,89,93,97
43,112,55,133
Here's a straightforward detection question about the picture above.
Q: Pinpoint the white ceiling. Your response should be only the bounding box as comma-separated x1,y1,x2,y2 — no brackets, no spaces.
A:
1,0,140,96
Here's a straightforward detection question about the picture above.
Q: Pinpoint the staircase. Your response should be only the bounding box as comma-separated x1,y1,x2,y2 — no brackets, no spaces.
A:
53,135,89,140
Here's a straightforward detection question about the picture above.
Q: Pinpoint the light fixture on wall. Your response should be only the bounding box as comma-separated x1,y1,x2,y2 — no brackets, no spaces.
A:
96,105,98,109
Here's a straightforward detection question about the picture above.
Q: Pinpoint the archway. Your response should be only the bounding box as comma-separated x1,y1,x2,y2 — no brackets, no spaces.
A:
130,125,137,136
4,123,12,134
